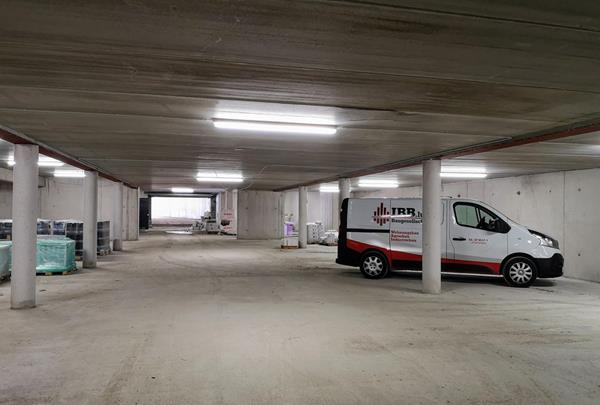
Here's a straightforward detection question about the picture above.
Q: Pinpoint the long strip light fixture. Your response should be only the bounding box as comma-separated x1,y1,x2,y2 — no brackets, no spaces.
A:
196,173,244,183
54,169,85,178
441,167,487,179
7,156,64,167
358,179,399,188
319,184,340,193
171,187,194,193
213,119,337,135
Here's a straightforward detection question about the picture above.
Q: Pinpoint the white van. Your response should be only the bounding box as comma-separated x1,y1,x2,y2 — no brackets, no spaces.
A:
336,198,564,287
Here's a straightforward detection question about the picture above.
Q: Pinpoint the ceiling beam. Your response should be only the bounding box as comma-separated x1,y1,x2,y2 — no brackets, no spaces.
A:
0,125,137,189
275,118,600,191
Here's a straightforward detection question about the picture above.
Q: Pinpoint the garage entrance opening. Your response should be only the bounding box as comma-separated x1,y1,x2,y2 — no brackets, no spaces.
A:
151,196,211,227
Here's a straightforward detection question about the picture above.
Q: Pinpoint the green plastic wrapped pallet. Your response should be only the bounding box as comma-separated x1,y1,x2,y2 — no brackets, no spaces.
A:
36,237,76,273
0,241,10,279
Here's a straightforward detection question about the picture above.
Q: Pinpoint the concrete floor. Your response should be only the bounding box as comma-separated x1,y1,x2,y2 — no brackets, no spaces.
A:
1,232,599,405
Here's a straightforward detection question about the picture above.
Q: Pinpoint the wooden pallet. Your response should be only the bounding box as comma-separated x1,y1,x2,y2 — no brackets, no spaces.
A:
280,245,299,249
37,268,77,276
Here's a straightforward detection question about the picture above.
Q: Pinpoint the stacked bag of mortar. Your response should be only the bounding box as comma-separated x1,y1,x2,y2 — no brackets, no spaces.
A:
97,220,111,255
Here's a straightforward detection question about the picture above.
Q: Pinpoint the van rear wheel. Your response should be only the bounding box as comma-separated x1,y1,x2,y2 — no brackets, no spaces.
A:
502,256,538,288
360,251,389,279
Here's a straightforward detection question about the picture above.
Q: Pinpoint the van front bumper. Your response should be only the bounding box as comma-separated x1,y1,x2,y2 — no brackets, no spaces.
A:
536,254,564,278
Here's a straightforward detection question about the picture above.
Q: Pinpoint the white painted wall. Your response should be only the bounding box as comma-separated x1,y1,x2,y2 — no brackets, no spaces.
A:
355,168,600,283
237,190,282,240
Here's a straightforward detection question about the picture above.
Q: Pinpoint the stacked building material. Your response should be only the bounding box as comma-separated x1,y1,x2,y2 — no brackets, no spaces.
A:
35,237,76,274
97,220,111,255
0,219,53,240
52,220,84,259
0,220,12,240
0,241,11,280
37,219,53,235
307,222,325,244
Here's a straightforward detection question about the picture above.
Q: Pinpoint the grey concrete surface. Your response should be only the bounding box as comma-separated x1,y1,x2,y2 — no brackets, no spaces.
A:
1,232,599,404
1,1,600,191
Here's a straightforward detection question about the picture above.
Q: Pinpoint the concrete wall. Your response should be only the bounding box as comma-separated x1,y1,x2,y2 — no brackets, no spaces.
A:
0,182,14,218
237,190,282,240
283,190,339,231
356,168,600,283
0,173,140,242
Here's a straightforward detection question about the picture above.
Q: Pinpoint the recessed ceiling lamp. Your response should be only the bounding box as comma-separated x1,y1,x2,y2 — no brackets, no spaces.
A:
213,119,337,135
196,172,244,183
171,187,194,193
358,179,399,188
441,167,487,179
319,185,339,193
7,156,64,167
54,169,85,178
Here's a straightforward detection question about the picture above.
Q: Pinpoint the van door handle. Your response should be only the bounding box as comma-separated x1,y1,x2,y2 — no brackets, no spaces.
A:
452,237,466,241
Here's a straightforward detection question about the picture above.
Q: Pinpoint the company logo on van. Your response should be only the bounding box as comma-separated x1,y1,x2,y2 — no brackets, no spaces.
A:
373,202,390,225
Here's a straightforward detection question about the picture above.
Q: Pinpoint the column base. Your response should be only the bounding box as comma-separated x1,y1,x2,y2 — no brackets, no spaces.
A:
11,300,36,310
113,239,123,251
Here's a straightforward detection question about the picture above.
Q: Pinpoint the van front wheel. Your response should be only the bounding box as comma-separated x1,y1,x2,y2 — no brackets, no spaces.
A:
502,256,538,288
360,251,389,279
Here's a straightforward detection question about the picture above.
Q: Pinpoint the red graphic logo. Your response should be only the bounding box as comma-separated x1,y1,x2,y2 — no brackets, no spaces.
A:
373,202,390,225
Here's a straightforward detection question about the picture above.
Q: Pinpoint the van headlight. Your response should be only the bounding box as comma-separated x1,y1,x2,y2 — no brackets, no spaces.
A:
530,230,559,249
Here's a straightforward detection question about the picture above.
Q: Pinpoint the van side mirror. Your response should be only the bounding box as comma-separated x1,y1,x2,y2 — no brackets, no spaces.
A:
489,219,510,233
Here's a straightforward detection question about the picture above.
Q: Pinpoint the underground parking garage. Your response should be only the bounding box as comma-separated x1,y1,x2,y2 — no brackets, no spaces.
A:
1,1,600,404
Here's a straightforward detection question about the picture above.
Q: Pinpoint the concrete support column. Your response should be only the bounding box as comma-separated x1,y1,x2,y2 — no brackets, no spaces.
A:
83,171,98,268
338,178,351,210
422,159,442,294
298,186,308,248
134,187,140,241
113,182,123,251
11,144,39,309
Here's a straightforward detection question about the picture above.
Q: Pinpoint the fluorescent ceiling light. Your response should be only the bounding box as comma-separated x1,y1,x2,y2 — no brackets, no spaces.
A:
319,185,339,193
358,179,399,188
38,157,64,167
6,157,64,167
171,187,194,193
215,112,335,126
196,176,244,183
54,169,85,178
213,119,337,135
442,167,487,174
441,172,488,179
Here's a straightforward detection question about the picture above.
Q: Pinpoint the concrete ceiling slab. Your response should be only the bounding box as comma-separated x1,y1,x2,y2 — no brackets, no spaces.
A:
0,0,599,191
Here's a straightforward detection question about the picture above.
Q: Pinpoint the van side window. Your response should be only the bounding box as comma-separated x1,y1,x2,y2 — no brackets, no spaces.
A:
455,204,478,227
454,202,505,232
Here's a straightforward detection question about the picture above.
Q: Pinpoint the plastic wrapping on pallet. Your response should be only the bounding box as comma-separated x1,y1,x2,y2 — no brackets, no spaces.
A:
319,230,339,246
0,241,11,279
36,237,76,273
307,222,325,244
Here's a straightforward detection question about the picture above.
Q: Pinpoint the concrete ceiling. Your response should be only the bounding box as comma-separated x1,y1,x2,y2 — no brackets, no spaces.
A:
0,0,599,192
334,130,600,190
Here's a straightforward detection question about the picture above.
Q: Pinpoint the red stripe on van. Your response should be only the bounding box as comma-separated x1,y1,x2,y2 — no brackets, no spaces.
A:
346,238,501,274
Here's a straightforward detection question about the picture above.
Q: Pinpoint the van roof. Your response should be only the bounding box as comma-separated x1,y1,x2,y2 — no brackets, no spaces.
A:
348,197,484,203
